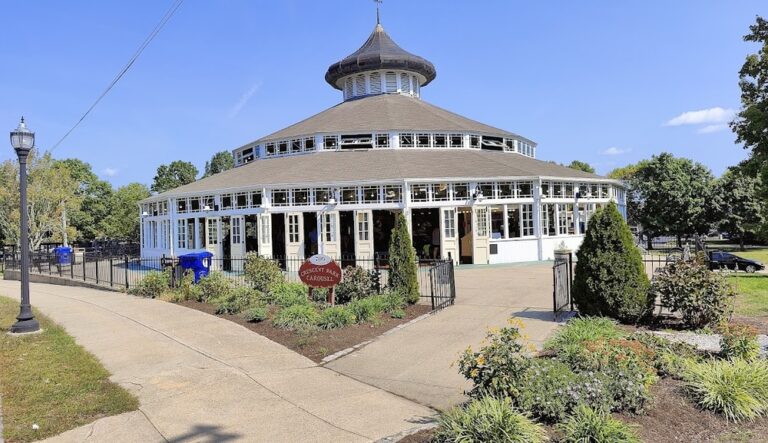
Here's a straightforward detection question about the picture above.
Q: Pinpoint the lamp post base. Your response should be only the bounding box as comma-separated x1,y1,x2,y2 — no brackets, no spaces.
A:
10,317,40,334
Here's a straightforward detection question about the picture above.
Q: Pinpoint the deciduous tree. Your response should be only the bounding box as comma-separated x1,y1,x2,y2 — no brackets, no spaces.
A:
203,151,234,178
567,160,595,174
103,183,151,241
151,160,198,193
714,170,765,250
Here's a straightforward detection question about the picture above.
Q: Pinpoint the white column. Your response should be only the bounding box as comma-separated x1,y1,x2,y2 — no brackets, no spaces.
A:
169,198,177,257
534,179,543,260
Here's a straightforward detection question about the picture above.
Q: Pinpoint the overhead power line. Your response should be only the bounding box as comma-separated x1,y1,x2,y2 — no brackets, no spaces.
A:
50,0,185,153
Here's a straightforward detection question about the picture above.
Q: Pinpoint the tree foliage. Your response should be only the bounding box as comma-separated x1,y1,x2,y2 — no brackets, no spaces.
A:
102,183,151,241
151,160,198,193
568,160,596,174
203,151,234,178
630,153,716,244
713,170,765,249
732,16,768,165
572,202,651,323
56,158,113,240
388,212,419,304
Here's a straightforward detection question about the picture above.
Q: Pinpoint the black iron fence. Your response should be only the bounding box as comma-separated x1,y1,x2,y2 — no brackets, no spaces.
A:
3,252,456,312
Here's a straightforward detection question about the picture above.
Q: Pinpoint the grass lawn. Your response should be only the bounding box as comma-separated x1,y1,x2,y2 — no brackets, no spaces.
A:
0,295,139,442
729,274,768,317
735,248,768,264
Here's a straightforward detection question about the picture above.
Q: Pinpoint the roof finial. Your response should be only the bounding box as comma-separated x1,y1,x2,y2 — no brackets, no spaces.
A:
374,0,382,25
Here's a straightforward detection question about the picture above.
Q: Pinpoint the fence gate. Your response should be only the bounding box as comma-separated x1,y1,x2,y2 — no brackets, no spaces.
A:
428,260,456,311
552,258,571,320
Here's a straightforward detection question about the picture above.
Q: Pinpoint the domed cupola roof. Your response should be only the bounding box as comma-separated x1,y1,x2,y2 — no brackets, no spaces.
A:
325,23,437,90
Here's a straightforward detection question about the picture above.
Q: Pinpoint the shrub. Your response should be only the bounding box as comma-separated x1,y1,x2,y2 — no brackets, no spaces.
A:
347,296,388,323
381,290,406,313
684,358,768,422
130,270,170,298
544,317,624,361
268,282,311,308
273,304,320,331
318,306,356,329
628,332,699,379
719,323,760,362
458,321,531,398
651,259,734,329
557,405,642,443
173,270,201,301
243,253,284,292
243,306,268,323
390,308,405,319
516,358,613,423
572,202,651,323
196,271,234,302
335,266,376,304
388,212,420,304
212,286,259,315
434,396,547,443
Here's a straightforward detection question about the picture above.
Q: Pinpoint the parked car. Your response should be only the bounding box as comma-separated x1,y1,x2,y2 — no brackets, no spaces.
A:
708,251,765,273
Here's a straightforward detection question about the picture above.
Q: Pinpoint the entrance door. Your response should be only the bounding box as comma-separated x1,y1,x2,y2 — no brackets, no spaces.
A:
285,212,304,272
472,206,490,265
230,216,245,272
320,211,340,258
257,213,272,257
440,207,459,263
339,211,355,267
458,208,473,264
354,210,374,267
205,217,221,270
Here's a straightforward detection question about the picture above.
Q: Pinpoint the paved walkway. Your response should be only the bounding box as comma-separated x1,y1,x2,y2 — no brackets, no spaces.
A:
325,262,560,411
0,281,434,443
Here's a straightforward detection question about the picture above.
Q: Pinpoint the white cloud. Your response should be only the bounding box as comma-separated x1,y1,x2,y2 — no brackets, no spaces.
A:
102,168,118,177
602,146,631,156
697,123,729,134
228,81,263,118
664,107,736,127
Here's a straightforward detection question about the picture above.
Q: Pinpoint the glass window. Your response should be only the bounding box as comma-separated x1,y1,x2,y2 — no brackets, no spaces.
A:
190,198,200,212
232,217,243,244
453,184,469,200
443,209,456,239
400,133,414,148
207,219,218,245
370,72,381,94
476,208,489,237
305,137,315,151
541,182,551,198
450,134,463,148
433,134,447,147
417,133,430,148
187,219,195,247
470,135,480,149
294,189,309,205
383,185,401,203
322,213,336,242
324,135,338,150
265,143,276,156
478,183,494,199
250,191,262,207
288,214,300,243
278,142,288,154
521,204,534,237
376,134,389,148
411,184,429,202
362,186,379,203
490,206,505,239
541,204,556,236
178,199,187,213
498,182,514,199
177,220,187,249
314,188,331,204
261,216,270,245
340,187,357,204
565,183,574,198
357,212,369,241
221,194,232,210
385,72,397,92
272,190,289,206
600,184,609,198
507,205,521,238
355,74,366,95
198,218,206,247
517,181,533,198
400,73,411,94
235,193,248,209
558,204,575,235
433,184,449,201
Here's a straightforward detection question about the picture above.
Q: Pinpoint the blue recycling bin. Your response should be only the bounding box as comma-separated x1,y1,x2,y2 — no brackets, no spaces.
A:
54,246,73,265
178,251,214,283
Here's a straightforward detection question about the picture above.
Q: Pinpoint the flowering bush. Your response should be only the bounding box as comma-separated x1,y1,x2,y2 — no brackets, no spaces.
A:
457,320,532,398
719,323,760,362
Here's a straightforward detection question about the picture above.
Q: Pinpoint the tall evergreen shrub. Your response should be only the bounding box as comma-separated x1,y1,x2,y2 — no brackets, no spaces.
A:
388,212,420,304
572,202,651,322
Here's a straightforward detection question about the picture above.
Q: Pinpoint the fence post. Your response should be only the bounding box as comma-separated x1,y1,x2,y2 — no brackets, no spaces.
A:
124,256,129,290
552,261,558,320
429,267,436,311
83,253,86,281
110,258,114,287
449,259,456,305
95,258,99,285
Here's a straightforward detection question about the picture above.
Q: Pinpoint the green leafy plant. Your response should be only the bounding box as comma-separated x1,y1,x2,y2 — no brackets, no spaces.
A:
381,290,406,313
434,396,547,443
628,332,700,379
196,271,234,302
390,308,405,319
318,306,356,329
346,295,388,323
388,212,420,304
268,282,311,308
719,323,760,362
212,286,259,315
243,253,285,292
457,320,531,398
557,405,642,443
572,202,652,323
173,270,201,301
544,317,624,360
130,270,169,298
684,358,768,422
243,306,268,323
651,259,735,328
273,304,320,331
335,266,376,304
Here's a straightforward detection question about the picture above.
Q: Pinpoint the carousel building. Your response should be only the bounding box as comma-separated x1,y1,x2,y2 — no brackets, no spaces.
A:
139,21,626,269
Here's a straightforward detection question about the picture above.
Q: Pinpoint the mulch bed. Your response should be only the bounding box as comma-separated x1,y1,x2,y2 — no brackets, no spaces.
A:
178,300,431,363
731,315,768,335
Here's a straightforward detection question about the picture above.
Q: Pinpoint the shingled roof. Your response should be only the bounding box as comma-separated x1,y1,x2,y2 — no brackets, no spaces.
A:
253,94,530,145
149,149,611,200
325,24,437,89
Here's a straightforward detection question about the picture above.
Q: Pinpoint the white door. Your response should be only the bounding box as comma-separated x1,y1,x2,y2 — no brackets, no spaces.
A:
205,217,222,270
230,216,245,272
320,211,340,259
440,207,459,264
354,210,374,267
285,212,304,272
257,213,272,257
472,206,490,265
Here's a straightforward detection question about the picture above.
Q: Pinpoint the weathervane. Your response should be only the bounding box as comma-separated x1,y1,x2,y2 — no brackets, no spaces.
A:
374,0,382,25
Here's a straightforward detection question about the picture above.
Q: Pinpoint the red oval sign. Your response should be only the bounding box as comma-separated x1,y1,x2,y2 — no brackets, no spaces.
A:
299,254,342,288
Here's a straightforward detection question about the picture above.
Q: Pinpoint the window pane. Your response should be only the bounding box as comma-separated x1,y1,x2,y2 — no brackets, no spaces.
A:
507,206,521,238
491,206,505,239
453,184,469,200
384,186,401,203
362,186,379,203
411,184,429,202
294,189,309,205
433,184,449,201
341,187,357,204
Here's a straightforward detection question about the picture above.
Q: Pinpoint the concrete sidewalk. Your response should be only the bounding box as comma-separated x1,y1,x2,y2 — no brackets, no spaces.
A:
325,262,560,411
0,281,435,443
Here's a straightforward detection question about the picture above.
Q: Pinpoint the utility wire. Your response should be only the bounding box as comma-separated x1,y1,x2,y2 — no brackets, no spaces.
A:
50,0,185,153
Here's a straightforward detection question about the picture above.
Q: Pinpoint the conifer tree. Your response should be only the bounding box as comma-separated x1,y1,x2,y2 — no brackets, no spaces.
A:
388,212,420,304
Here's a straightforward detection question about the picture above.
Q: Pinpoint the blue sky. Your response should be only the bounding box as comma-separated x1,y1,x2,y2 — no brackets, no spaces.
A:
1,1,765,187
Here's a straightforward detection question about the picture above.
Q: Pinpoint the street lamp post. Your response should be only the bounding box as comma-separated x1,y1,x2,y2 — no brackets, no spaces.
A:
10,117,40,334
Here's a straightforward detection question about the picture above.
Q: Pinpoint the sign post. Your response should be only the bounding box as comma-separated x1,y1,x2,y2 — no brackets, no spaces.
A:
299,254,342,305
